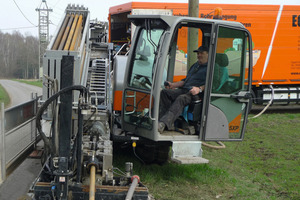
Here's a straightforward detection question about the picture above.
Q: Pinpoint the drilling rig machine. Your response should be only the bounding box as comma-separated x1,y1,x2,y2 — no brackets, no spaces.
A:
31,4,253,200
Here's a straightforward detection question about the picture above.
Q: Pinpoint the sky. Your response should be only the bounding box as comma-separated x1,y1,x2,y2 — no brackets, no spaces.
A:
1,0,300,37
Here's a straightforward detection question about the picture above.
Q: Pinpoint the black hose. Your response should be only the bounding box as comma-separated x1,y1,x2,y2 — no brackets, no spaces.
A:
36,85,88,157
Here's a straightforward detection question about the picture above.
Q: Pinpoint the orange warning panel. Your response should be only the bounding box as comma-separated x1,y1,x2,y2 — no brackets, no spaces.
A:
228,113,242,133
113,90,123,111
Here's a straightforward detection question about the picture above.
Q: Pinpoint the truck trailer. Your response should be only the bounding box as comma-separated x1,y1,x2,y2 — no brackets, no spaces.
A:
109,2,300,105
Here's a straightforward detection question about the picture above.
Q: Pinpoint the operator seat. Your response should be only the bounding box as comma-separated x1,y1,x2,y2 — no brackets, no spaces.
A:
213,53,229,93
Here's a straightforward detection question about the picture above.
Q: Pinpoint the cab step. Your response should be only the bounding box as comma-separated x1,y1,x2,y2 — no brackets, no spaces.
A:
171,141,209,164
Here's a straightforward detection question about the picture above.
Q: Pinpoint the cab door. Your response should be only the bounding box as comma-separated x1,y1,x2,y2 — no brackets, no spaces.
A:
202,25,252,141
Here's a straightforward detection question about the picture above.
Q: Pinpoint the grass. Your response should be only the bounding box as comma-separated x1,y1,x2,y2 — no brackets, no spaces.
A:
13,79,43,88
203,113,300,199
0,84,10,108
113,113,300,200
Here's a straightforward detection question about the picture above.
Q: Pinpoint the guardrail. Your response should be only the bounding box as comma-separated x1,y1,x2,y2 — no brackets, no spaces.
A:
0,94,40,184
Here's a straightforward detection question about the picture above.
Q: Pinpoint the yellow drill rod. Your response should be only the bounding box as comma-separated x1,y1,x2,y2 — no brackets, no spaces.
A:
58,14,74,50
52,14,70,50
69,15,83,51
73,25,83,51
64,14,79,50
89,165,96,200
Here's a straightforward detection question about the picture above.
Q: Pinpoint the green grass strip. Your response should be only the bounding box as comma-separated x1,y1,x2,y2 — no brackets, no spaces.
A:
13,79,43,88
0,84,10,108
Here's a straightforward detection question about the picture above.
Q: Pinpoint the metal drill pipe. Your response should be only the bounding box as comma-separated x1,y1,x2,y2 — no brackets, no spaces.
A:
64,14,79,50
89,165,96,200
125,176,140,200
80,45,86,81
58,14,74,50
70,15,83,51
74,25,83,50
52,14,70,50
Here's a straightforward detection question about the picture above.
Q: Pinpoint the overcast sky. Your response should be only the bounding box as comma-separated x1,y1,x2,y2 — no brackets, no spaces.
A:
1,0,299,37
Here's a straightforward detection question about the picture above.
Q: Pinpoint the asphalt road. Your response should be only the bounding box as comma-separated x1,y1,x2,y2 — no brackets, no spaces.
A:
0,79,42,108
0,157,41,200
0,79,43,199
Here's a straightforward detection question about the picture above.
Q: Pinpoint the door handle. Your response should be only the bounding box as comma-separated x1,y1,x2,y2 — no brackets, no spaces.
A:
230,91,251,102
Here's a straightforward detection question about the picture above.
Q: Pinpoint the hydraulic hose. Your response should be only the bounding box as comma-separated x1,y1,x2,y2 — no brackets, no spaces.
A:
202,141,226,149
250,85,274,119
36,85,88,157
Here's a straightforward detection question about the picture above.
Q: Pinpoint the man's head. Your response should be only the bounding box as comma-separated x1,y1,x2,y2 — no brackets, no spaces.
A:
194,46,209,65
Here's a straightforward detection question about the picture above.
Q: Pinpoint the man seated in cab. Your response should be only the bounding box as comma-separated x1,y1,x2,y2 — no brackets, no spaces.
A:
158,46,208,133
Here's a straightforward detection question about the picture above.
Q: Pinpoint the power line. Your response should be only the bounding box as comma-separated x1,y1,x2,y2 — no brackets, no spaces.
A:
51,12,64,19
12,0,37,27
48,4,65,13
0,26,38,31
53,0,62,8
49,20,57,27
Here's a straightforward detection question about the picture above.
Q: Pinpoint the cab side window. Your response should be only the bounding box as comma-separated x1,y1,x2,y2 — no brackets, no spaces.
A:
212,27,248,94
165,23,211,84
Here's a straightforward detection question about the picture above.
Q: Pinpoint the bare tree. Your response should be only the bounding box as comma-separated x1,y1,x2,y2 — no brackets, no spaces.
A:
0,31,39,79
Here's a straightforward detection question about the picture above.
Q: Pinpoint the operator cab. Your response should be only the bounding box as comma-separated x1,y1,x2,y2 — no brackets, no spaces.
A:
122,15,252,142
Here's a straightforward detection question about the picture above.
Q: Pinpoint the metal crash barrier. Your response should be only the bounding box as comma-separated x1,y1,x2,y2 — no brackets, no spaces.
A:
0,95,40,183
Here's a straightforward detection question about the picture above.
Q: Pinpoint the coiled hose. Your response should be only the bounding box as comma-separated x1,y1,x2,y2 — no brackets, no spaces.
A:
36,85,88,157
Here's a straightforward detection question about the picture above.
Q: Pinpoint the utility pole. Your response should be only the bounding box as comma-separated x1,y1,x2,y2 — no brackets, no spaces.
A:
187,0,199,70
36,0,52,79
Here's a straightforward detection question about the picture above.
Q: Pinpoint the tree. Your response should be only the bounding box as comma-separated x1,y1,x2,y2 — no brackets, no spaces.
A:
0,31,39,79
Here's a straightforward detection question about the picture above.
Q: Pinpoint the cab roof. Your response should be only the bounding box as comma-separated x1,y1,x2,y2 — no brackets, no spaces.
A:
128,14,246,29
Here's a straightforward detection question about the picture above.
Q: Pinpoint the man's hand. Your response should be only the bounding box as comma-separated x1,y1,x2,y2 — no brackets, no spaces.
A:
168,82,177,89
165,81,184,89
189,86,203,95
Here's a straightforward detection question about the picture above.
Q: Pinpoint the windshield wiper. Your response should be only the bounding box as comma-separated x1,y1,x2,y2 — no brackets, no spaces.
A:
145,19,158,53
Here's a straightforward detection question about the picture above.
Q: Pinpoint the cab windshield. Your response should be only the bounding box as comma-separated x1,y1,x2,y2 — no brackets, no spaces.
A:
128,28,164,90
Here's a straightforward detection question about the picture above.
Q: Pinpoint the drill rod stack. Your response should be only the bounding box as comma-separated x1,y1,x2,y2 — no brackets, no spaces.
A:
42,4,90,103
51,11,84,51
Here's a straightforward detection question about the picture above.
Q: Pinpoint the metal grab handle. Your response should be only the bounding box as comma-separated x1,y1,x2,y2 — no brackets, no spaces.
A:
230,92,251,99
124,92,136,115
230,91,251,103
148,32,168,120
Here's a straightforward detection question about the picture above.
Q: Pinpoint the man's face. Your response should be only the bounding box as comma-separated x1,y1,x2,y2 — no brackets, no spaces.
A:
197,51,208,65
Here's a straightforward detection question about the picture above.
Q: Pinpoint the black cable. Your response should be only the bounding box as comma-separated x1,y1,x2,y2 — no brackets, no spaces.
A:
70,132,78,169
83,109,96,127
133,147,145,165
12,0,37,26
36,85,88,157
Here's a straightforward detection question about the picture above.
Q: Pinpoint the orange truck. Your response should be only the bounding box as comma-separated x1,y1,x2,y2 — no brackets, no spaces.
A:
109,2,300,105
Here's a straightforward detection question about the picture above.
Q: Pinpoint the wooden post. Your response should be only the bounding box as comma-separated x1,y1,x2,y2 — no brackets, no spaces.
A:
187,0,199,70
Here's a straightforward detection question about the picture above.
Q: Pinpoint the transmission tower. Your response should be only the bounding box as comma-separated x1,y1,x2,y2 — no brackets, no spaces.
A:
36,0,52,78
